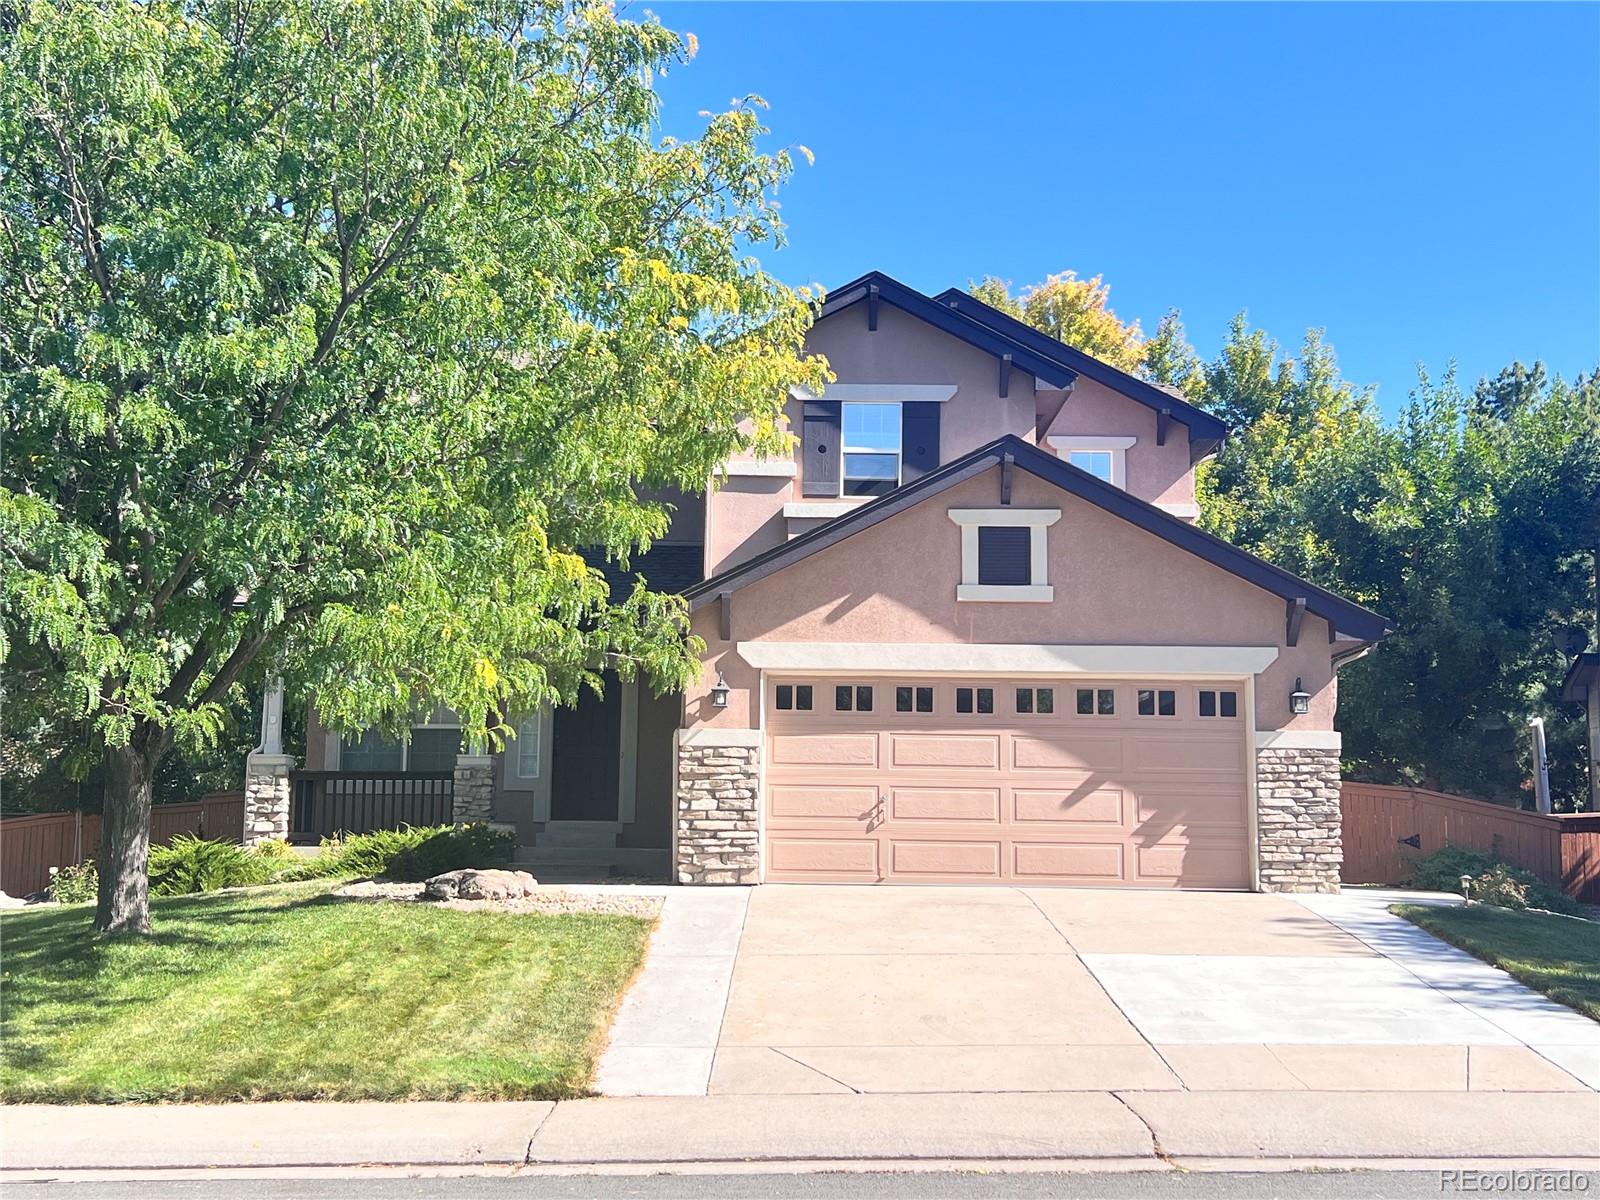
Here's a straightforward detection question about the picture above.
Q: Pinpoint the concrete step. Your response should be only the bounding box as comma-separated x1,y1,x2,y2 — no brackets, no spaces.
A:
536,820,622,847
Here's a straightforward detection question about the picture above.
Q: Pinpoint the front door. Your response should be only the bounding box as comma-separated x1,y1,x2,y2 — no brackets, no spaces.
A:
550,674,621,820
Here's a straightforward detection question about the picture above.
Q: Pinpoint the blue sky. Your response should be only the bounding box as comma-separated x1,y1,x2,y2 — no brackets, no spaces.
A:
646,2,1600,416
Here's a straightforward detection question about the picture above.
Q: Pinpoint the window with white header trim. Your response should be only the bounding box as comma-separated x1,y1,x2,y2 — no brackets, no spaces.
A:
1046,435,1135,490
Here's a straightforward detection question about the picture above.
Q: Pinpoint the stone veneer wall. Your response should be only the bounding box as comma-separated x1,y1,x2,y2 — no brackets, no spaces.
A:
243,752,293,846
675,740,760,884
452,756,495,824
1256,745,1342,893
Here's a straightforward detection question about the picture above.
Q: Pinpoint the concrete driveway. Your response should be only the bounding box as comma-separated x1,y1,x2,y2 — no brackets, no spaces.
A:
703,885,1598,1096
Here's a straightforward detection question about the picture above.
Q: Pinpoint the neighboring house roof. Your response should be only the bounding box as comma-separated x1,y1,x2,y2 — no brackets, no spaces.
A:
930,286,1229,460
584,543,705,597
683,435,1393,643
818,271,1081,390
1562,652,1600,703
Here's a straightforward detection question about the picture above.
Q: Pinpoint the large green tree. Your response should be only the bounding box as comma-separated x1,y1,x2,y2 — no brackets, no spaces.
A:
2,0,824,932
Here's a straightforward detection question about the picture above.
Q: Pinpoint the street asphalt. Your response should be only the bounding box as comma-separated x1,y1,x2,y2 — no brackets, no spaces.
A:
11,1169,1598,1199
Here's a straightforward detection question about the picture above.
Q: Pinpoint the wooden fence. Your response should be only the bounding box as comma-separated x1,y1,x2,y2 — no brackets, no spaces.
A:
0,793,245,899
1341,781,1600,903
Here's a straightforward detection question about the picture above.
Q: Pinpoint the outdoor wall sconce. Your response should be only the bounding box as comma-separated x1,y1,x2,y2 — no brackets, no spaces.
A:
710,673,730,709
1289,678,1311,715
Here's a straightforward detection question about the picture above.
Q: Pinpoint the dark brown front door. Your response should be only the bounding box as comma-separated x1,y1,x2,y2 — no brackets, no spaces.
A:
551,675,621,820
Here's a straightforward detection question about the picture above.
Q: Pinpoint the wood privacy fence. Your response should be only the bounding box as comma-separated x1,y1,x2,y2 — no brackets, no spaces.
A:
1341,781,1600,903
0,793,245,899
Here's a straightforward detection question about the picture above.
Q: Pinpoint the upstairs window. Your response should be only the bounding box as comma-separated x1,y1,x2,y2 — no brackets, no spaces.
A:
1045,436,1135,489
842,403,901,497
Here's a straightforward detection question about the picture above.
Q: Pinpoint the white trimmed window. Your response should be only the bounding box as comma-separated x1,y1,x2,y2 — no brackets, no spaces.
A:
842,402,901,497
947,508,1061,602
1045,435,1135,489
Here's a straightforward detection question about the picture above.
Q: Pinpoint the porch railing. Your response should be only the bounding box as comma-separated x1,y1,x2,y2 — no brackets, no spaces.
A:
290,771,454,842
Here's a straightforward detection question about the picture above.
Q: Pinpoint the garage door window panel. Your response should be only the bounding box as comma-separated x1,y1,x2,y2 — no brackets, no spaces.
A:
955,686,994,715
1077,688,1115,716
775,684,814,712
1198,690,1239,718
1016,687,1054,715
1138,689,1177,717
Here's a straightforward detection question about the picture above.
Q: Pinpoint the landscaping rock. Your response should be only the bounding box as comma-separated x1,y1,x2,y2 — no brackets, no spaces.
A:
423,868,539,901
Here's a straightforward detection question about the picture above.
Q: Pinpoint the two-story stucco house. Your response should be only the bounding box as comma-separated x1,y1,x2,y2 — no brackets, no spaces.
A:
260,270,1389,892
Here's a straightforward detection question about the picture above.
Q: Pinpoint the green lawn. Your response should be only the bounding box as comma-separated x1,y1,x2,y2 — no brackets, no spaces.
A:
0,881,653,1103
1394,903,1600,1022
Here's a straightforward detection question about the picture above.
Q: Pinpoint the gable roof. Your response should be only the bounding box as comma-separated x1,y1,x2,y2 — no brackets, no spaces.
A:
931,286,1228,459
818,271,1080,389
684,435,1392,643
584,543,704,597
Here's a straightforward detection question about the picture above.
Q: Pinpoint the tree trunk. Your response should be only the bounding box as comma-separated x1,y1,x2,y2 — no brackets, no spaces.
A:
96,740,159,935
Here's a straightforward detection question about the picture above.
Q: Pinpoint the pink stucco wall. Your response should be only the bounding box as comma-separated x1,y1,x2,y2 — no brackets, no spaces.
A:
1041,378,1197,510
707,300,1048,574
686,465,1341,736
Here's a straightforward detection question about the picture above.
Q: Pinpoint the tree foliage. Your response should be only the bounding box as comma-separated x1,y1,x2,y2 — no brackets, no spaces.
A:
970,271,1144,372
2,0,825,929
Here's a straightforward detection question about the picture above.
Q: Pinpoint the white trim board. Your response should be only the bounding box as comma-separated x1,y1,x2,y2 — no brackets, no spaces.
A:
737,643,1280,676
720,459,797,478
784,500,870,520
1255,729,1343,750
677,727,762,748
792,384,957,403
1045,435,1136,450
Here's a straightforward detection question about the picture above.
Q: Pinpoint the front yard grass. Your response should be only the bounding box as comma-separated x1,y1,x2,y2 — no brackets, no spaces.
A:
1394,902,1600,1022
0,880,653,1103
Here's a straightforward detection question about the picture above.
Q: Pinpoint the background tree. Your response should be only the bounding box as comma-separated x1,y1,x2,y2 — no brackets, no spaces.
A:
2,0,825,933
970,272,1145,372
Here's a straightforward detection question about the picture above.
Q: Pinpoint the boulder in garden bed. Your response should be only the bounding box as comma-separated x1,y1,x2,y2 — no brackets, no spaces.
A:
423,868,540,901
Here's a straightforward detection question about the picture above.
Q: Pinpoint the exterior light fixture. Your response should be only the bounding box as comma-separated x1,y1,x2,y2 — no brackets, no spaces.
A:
710,673,730,709
1289,678,1311,715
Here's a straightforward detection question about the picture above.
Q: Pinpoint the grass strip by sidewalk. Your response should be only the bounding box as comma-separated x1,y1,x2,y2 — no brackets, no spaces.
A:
0,880,652,1103
1393,902,1600,1022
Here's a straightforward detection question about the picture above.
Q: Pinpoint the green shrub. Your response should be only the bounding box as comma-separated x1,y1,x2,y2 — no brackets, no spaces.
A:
48,861,97,904
286,823,513,882
1406,845,1579,915
148,835,271,896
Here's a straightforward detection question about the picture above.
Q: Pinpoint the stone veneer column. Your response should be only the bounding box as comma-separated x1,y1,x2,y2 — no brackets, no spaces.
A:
451,754,495,824
675,732,760,885
1256,744,1343,893
243,752,293,846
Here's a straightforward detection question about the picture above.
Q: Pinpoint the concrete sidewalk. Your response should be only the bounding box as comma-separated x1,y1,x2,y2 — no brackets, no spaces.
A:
5,1091,1597,1172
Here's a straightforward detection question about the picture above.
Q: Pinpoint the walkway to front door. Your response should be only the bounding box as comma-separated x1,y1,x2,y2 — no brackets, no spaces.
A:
595,885,1598,1096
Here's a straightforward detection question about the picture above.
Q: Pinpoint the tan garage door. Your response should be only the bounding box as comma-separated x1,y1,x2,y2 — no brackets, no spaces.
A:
764,677,1250,888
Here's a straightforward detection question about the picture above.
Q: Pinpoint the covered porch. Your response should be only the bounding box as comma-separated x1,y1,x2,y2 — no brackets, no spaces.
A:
243,676,676,878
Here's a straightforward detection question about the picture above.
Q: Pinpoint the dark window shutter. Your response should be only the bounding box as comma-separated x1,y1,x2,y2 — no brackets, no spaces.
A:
977,526,1031,586
901,402,940,481
802,400,841,497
